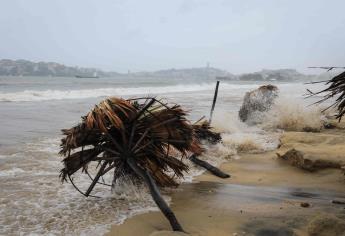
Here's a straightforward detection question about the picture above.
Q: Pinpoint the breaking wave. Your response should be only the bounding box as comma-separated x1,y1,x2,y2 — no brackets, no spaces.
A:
211,111,281,155
0,83,259,102
261,96,327,132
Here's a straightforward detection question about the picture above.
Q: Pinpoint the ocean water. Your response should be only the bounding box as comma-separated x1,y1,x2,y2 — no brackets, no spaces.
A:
0,76,326,235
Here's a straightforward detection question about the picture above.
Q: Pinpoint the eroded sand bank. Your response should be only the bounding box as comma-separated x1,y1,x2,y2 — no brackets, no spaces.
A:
106,124,345,236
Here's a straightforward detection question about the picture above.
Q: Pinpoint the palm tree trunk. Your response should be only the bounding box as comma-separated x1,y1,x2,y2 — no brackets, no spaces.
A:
189,154,230,178
126,157,184,232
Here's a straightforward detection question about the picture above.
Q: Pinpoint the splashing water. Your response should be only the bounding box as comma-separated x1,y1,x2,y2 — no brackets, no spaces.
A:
261,96,327,132
211,111,281,156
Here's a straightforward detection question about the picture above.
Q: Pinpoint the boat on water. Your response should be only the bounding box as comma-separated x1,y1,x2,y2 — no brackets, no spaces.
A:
75,75,99,78
75,72,99,78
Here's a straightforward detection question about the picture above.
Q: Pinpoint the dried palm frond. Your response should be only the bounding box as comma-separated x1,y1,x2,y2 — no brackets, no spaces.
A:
60,96,202,231
193,117,221,144
307,71,345,120
60,97,201,187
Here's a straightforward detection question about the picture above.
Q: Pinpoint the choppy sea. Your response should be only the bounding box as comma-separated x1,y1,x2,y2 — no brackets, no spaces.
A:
0,76,325,235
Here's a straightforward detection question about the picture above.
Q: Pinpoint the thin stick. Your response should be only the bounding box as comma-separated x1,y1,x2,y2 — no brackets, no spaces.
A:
85,161,108,197
85,169,112,187
209,81,220,124
68,175,100,198
193,115,206,125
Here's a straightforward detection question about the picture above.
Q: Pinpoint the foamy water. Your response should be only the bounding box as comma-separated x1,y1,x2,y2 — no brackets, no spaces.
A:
0,76,328,235
0,83,261,102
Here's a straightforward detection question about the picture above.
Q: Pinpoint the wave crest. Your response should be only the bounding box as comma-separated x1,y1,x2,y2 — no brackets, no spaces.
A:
0,83,258,102
261,96,326,131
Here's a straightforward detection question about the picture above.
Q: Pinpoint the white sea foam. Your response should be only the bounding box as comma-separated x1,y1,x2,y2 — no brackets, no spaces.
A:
212,111,280,154
0,137,158,236
261,96,327,131
0,83,259,102
0,167,26,177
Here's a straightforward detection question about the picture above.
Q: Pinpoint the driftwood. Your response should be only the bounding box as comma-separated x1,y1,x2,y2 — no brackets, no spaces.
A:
189,154,230,178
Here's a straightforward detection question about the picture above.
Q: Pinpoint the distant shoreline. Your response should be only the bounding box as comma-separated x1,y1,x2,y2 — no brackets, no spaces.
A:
0,59,320,81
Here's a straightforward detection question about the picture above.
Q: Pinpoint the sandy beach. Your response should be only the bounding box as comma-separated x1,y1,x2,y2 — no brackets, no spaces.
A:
107,122,345,236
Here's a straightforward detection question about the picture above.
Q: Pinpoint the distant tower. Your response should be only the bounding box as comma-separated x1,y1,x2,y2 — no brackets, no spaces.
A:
128,70,130,74
206,62,210,79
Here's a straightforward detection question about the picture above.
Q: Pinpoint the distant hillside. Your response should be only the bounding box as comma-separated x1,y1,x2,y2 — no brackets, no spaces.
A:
236,69,314,81
132,67,234,79
239,69,308,81
0,59,118,77
0,59,235,79
0,59,318,81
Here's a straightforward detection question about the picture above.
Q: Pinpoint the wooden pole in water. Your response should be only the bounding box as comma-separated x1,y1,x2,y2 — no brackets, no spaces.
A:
209,81,220,124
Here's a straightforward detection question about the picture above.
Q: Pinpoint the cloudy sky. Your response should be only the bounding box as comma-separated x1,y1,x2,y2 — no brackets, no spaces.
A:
1,0,345,73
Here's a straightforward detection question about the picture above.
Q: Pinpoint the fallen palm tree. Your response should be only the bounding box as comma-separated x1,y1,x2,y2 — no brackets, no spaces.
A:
60,97,202,231
307,70,345,120
59,96,229,231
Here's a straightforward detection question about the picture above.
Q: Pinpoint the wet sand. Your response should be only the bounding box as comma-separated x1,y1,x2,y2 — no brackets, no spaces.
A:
106,126,345,236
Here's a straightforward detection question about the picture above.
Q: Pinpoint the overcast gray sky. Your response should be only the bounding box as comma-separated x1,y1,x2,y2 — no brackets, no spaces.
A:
1,0,344,73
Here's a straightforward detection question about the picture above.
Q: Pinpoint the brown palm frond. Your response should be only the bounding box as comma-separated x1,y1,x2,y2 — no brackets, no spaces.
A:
60,97,201,188
307,71,345,120
59,148,102,181
193,118,221,144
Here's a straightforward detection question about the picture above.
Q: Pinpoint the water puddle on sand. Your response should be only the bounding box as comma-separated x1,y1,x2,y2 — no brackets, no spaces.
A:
170,181,345,235
177,181,345,208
